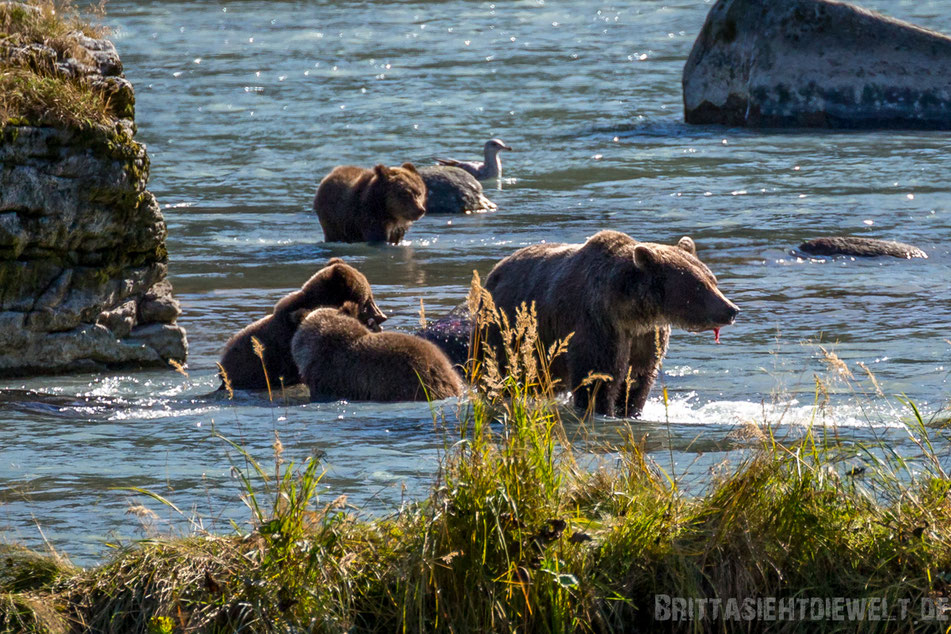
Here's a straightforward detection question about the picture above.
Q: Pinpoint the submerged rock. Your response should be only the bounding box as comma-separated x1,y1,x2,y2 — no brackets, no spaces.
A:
414,305,472,367
0,19,186,376
797,236,927,259
683,0,951,128
417,166,497,215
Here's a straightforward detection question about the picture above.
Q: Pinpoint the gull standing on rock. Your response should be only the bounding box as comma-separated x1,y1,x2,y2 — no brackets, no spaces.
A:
436,138,512,180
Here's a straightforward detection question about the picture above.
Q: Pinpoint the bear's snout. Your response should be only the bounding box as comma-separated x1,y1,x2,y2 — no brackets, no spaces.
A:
365,306,387,332
680,289,739,333
721,301,739,326
410,198,427,220
708,294,739,327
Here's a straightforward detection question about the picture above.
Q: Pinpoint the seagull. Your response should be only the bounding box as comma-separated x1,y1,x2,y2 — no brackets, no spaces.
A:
436,138,512,180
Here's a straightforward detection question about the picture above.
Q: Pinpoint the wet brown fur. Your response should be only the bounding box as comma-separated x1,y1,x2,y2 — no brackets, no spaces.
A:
314,163,427,244
218,259,386,391
483,230,738,417
292,304,463,402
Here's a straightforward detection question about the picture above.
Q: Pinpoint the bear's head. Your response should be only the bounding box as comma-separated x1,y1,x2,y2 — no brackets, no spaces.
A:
630,238,739,337
374,163,427,222
283,258,387,331
295,303,370,345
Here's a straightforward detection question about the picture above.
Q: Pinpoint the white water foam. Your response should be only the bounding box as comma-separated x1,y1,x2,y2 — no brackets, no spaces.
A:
639,392,914,430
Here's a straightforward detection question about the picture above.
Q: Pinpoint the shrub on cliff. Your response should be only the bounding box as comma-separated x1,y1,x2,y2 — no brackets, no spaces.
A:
0,1,117,129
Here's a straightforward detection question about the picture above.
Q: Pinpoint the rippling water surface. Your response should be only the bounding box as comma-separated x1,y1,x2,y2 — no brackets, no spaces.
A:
2,0,950,564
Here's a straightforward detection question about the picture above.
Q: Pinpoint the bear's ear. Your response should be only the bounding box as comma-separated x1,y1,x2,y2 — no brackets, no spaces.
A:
373,164,389,179
274,288,304,315
400,162,418,174
633,244,655,270
677,236,697,256
289,307,311,326
326,257,344,267
339,301,360,318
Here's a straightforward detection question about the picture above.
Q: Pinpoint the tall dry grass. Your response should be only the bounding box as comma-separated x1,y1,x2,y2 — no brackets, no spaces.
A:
2,277,950,632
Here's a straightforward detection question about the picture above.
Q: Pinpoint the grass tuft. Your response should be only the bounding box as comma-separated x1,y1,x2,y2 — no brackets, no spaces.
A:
0,544,73,633
0,0,116,130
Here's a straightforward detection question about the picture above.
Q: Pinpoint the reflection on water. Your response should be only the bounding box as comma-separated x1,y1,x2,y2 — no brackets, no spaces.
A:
1,0,950,564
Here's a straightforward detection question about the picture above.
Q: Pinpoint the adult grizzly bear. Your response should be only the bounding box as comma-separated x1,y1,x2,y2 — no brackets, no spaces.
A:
314,163,427,244
218,259,386,391
483,231,739,418
292,303,463,402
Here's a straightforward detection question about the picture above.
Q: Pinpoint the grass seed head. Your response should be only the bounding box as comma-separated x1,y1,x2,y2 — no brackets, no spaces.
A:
216,363,234,399
819,344,853,380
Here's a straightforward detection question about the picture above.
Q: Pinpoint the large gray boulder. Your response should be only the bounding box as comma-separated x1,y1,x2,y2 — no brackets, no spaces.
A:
683,0,951,128
0,17,186,376
417,166,497,215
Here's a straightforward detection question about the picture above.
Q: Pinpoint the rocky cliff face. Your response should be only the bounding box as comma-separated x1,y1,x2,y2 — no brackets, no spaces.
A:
0,14,187,376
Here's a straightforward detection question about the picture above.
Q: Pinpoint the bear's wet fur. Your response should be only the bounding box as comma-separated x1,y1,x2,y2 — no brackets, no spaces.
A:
483,230,739,418
292,303,464,402
314,163,427,244
218,259,386,391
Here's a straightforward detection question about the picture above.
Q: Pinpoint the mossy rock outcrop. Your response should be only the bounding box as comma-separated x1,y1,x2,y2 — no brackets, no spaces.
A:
0,3,187,375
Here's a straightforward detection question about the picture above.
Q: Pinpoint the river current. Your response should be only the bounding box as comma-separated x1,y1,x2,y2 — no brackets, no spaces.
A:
2,0,950,564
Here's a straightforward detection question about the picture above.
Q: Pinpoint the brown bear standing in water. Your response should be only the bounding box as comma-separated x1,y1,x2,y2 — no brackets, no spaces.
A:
218,259,386,391
314,163,427,244
291,303,463,402
483,231,739,418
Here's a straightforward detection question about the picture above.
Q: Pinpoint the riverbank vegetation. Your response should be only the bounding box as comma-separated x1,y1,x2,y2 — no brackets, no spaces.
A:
3,279,951,633
0,0,114,130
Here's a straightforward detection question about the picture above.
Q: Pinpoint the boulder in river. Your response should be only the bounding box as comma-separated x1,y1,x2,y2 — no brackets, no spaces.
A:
417,166,497,215
414,305,472,367
683,0,951,128
797,236,927,259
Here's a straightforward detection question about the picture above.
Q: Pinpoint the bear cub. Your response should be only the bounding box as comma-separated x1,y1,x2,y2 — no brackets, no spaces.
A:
314,163,427,244
218,259,386,391
483,230,739,418
292,303,464,402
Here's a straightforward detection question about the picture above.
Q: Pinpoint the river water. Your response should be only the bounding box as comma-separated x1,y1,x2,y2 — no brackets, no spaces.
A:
2,0,950,565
